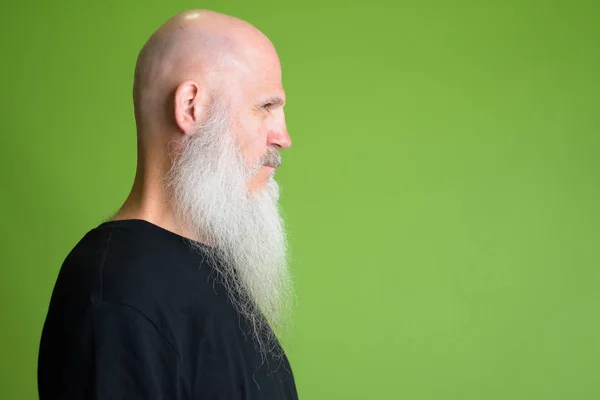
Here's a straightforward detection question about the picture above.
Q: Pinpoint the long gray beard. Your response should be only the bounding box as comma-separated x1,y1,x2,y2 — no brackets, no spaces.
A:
165,99,293,358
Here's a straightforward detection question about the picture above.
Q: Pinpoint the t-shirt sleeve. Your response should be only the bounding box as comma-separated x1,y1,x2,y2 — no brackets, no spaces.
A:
40,301,186,400
87,302,185,400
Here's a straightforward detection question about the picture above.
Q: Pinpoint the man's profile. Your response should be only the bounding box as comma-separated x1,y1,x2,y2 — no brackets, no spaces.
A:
37,9,297,399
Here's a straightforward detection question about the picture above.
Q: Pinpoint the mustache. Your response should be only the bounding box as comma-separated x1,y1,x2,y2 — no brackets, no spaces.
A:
261,149,282,168
245,149,282,178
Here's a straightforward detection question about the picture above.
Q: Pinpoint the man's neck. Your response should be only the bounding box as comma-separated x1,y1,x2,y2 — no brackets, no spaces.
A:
113,183,211,246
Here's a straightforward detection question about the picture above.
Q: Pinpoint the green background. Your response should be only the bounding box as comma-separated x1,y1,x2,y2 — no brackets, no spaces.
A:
1,1,599,399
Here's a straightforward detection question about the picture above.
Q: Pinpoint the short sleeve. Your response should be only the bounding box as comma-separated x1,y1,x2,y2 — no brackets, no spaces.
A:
88,302,186,400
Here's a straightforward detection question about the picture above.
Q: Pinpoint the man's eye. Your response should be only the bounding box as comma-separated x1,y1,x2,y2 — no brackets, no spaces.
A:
263,103,273,111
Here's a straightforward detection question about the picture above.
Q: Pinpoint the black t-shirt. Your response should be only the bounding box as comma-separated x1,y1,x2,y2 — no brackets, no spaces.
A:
38,219,298,399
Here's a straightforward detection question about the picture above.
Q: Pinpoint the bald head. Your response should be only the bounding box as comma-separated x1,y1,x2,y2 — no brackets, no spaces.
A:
133,10,281,135
130,9,290,196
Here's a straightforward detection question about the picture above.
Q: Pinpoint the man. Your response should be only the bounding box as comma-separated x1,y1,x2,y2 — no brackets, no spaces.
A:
38,9,297,399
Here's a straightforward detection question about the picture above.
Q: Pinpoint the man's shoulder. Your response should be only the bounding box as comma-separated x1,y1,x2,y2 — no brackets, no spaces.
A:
52,220,232,325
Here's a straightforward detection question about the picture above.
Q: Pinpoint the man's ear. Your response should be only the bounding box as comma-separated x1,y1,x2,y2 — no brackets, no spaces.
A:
174,80,207,135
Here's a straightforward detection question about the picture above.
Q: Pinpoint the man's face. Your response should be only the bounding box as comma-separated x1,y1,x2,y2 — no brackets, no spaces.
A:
228,61,291,193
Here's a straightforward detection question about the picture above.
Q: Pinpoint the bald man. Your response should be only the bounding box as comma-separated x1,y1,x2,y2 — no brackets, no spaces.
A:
38,10,298,400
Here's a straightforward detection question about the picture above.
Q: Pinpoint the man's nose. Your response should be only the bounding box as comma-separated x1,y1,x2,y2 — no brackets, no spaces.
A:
268,119,292,149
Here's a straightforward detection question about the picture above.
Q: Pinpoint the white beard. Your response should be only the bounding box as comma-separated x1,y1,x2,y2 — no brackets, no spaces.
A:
165,98,293,357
